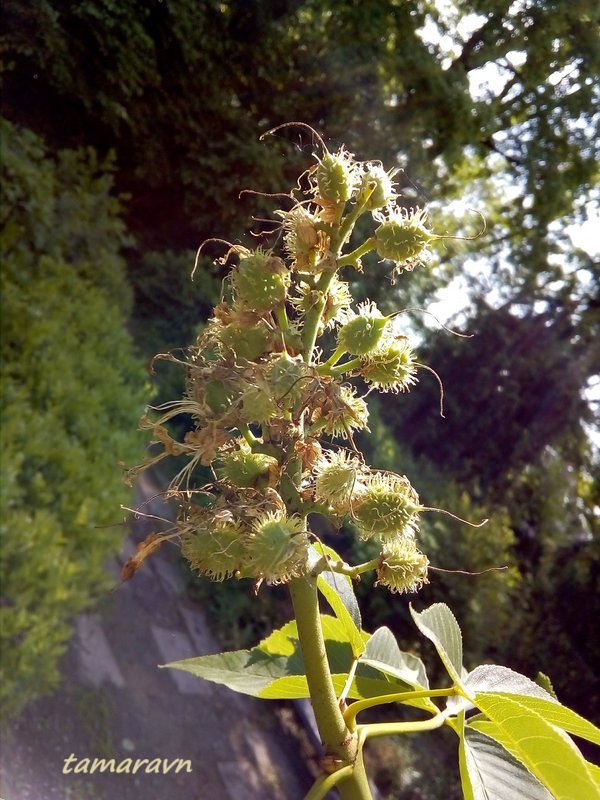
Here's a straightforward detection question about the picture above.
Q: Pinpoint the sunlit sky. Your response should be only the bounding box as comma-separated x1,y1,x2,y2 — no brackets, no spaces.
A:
415,4,600,323
415,3,599,444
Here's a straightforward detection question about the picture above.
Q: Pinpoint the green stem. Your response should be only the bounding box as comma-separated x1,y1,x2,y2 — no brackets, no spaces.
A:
337,183,376,248
358,709,449,742
274,304,290,334
322,345,347,369
301,270,337,363
288,576,373,800
345,687,455,729
337,237,376,269
311,557,381,579
318,356,361,378
237,423,260,447
304,765,355,800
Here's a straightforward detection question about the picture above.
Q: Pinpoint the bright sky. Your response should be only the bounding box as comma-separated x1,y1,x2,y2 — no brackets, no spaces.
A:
415,3,599,447
415,4,600,324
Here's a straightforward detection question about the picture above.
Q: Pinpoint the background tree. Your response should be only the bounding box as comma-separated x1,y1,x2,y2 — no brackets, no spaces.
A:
0,119,146,718
1,0,598,734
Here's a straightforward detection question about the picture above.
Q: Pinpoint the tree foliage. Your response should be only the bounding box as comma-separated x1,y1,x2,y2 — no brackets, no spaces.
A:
0,118,147,718
1,0,598,729
3,0,597,258
382,299,598,490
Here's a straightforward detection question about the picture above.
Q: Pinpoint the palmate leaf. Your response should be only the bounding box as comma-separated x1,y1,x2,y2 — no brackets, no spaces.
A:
460,724,554,800
316,568,365,658
410,603,464,684
361,626,429,690
470,693,600,800
162,614,417,701
464,664,600,746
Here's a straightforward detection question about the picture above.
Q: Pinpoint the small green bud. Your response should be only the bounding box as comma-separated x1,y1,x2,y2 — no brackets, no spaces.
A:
337,302,389,356
316,148,357,204
359,339,417,393
181,509,248,581
354,473,420,541
291,277,353,330
310,384,369,439
280,206,324,272
232,251,289,312
245,512,309,584
376,539,429,594
204,379,241,415
374,207,433,269
314,450,366,512
359,164,397,210
218,322,271,361
217,442,279,489
268,353,309,409
240,385,279,423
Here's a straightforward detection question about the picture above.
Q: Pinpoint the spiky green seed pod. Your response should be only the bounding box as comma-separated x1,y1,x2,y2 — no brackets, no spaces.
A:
310,384,369,439
281,206,322,272
232,251,289,313
354,473,420,541
268,353,309,410
218,322,271,361
374,208,433,268
240,385,279,423
245,512,309,584
360,164,397,210
316,148,357,204
204,379,242,416
291,277,353,331
359,339,417,393
181,512,248,581
217,443,278,489
376,539,429,594
314,450,366,512
337,302,389,356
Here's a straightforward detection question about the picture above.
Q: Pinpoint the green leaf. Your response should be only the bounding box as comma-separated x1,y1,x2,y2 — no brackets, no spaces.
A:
361,626,429,689
163,613,428,702
464,665,600,746
317,568,364,658
162,648,296,697
464,665,557,702
535,672,558,700
259,619,298,656
587,761,600,786
461,726,553,800
410,603,463,684
259,672,424,701
472,693,600,800
471,696,600,747
458,711,476,800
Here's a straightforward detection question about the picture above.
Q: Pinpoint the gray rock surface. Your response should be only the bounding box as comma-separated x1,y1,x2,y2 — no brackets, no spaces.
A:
0,477,313,799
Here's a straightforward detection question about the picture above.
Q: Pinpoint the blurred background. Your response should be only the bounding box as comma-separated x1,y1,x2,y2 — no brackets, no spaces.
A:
1,1,599,797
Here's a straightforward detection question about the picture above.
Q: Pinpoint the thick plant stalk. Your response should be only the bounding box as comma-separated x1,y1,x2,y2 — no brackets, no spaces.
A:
288,576,373,800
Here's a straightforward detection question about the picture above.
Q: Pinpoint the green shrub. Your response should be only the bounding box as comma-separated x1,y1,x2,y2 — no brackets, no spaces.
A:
0,118,147,719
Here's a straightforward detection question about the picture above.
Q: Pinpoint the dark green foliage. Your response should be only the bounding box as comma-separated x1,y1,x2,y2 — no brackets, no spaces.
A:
1,0,598,733
3,0,597,265
356,401,521,668
0,118,147,719
382,300,597,491
501,453,600,723
377,304,599,716
128,250,221,407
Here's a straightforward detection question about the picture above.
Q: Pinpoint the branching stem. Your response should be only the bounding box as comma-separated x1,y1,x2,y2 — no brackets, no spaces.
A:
345,687,456,729
288,576,373,799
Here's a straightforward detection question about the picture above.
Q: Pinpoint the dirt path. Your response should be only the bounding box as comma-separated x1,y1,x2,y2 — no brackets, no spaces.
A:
0,477,314,800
